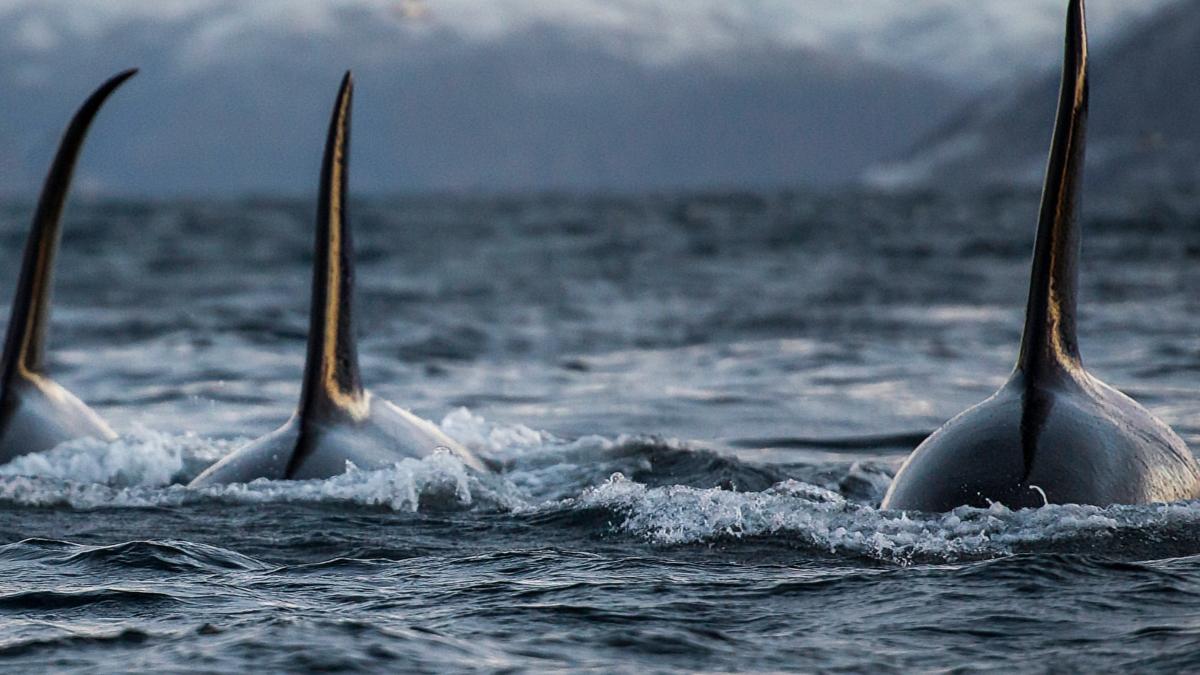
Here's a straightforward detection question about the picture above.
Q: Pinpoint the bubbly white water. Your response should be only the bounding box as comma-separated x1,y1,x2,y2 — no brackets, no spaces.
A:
2,408,1194,566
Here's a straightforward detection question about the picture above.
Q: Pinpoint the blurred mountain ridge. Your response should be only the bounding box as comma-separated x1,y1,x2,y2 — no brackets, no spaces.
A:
867,0,1200,193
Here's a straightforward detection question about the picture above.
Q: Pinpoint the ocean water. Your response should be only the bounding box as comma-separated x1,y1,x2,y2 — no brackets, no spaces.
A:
2,189,1200,672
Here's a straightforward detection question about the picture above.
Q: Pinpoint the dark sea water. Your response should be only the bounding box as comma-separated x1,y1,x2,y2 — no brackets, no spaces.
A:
3,189,1200,672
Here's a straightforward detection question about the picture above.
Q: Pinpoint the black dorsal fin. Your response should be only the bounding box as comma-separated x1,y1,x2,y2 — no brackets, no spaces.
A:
296,72,367,429
0,69,137,389
1015,0,1088,382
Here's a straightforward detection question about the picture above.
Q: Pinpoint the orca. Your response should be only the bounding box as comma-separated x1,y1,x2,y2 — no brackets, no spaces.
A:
190,72,489,486
0,70,137,465
882,0,1200,511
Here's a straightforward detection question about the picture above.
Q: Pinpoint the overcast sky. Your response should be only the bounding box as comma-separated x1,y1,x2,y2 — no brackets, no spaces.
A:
2,0,1174,86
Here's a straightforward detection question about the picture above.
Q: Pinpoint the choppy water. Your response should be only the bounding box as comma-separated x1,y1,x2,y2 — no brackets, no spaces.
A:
3,189,1200,672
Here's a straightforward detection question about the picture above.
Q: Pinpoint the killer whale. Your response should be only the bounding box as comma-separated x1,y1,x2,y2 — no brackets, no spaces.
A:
0,70,137,465
882,0,1200,512
190,73,488,486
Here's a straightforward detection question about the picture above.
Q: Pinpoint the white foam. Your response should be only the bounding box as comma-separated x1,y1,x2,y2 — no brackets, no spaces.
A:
0,450,517,513
563,473,1174,563
440,407,558,457
193,450,484,512
2,410,1198,564
0,426,237,487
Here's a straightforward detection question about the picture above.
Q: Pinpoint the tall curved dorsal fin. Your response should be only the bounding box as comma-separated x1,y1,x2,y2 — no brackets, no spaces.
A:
0,69,137,389
1015,0,1088,381
296,72,367,429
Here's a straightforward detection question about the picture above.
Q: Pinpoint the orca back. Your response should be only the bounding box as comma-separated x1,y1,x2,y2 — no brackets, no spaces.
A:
881,0,1200,511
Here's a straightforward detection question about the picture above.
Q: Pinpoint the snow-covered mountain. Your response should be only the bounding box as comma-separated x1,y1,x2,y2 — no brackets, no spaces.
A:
0,0,1183,195
867,0,1200,193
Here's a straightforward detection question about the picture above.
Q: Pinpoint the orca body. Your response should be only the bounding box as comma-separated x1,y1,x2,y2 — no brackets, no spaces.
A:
190,73,488,486
882,0,1200,512
0,71,137,464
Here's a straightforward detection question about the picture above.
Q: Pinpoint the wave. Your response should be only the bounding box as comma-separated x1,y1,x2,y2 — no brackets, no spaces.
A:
3,409,1200,564
0,588,178,611
0,538,267,573
554,474,1200,563
0,628,155,659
